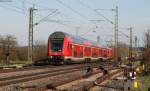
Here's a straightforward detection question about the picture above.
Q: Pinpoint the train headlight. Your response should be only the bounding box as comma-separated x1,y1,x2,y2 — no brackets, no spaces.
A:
48,56,52,59
50,56,53,58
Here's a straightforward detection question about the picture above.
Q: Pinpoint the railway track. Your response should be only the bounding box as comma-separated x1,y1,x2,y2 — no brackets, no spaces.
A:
0,61,118,91
0,65,55,73
62,69,123,91
0,63,100,87
0,61,113,80
0,68,81,87
24,67,121,91
0,61,106,73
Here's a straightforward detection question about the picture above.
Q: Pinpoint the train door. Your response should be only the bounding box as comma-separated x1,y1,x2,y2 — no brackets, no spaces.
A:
73,44,78,58
67,42,72,57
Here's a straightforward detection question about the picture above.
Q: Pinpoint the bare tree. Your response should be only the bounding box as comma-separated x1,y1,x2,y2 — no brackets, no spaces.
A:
144,30,150,64
110,42,129,59
0,35,17,64
118,42,129,58
15,46,28,61
144,30,150,48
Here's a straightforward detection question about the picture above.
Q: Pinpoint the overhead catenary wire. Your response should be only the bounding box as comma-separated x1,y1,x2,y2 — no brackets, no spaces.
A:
34,9,58,26
24,0,104,36
0,2,65,26
0,0,82,37
2,0,58,16
4,3,25,11
24,0,56,12
76,0,115,38
55,0,95,25
23,0,79,30
44,19,72,27
55,0,104,37
118,30,129,38
0,4,25,14
78,0,114,24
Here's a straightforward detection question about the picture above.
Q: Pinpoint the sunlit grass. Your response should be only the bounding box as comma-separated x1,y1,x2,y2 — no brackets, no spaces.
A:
137,75,150,91
0,60,30,68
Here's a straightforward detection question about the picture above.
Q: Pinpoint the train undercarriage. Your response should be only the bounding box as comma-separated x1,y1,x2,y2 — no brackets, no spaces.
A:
47,56,111,65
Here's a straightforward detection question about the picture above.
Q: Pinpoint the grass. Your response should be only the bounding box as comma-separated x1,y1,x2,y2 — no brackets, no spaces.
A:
137,75,150,91
0,60,32,68
10,60,31,64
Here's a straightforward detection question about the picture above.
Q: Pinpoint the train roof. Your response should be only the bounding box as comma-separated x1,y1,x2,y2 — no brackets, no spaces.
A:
50,31,101,47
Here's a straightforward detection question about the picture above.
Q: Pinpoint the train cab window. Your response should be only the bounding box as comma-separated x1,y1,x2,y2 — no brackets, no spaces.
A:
50,38,64,52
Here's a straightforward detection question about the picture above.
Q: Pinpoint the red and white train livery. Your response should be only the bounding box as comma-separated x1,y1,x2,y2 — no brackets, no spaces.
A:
47,31,112,64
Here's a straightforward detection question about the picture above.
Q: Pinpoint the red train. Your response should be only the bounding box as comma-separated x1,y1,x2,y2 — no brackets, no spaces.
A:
47,31,112,64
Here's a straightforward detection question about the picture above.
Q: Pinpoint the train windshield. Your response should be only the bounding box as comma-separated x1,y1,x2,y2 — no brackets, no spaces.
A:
50,38,63,52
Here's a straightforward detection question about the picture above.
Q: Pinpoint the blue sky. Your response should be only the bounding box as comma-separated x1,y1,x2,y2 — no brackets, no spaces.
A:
0,0,149,46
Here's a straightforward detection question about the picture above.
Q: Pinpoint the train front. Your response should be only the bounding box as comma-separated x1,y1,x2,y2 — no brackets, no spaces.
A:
47,32,65,64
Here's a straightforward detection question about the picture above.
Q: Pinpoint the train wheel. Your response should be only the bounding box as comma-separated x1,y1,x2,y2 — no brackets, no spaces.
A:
84,58,88,63
65,59,72,64
98,58,103,62
88,58,91,63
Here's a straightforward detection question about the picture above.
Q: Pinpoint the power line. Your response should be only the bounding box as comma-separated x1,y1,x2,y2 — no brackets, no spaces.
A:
2,2,62,24
0,4,24,14
78,0,114,24
79,26,96,37
34,9,58,26
118,30,129,38
55,0,95,25
44,19,71,26
55,0,102,36
23,0,71,26
24,0,55,11
4,3,25,12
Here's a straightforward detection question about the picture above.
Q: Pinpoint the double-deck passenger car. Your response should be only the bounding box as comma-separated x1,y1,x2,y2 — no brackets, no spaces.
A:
47,31,112,64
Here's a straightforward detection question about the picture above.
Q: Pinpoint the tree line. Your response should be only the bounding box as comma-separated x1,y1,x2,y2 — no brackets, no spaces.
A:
144,30,150,65
0,35,47,65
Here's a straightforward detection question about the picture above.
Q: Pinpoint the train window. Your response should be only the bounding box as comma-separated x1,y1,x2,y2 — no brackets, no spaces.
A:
87,47,90,52
50,39,63,52
84,47,87,51
107,50,109,54
99,49,102,54
73,50,77,57
79,52,83,57
85,47,90,52
85,47,87,52
92,53,97,57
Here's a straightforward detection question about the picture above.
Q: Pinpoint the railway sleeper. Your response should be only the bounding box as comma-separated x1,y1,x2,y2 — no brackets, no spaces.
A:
65,70,122,91
28,69,100,91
